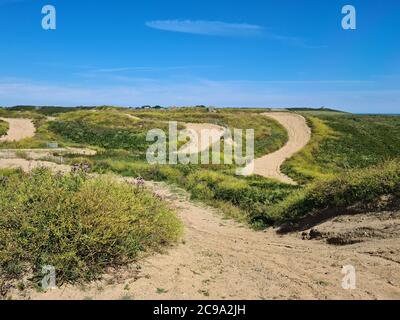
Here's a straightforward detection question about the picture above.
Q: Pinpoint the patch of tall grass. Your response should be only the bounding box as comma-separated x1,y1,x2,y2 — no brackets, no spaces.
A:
0,168,182,291
88,158,297,227
282,116,337,184
283,114,400,184
0,120,9,137
268,160,400,224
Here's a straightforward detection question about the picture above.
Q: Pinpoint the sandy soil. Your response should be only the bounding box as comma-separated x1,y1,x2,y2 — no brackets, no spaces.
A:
5,180,397,300
0,148,96,161
243,112,311,184
0,118,36,142
0,158,71,173
2,118,399,300
179,123,225,154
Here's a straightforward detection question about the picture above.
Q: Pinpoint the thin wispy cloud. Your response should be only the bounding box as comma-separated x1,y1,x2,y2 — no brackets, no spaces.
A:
145,19,323,48
89,65,213,74
146,20,264,37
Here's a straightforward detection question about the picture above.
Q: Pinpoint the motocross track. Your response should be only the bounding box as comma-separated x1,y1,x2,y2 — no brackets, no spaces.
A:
1,116,399,300
243,112,311,184
9,182,400,300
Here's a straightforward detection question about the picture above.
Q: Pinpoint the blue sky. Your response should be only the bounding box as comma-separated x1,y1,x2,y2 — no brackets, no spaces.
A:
0,0,399,112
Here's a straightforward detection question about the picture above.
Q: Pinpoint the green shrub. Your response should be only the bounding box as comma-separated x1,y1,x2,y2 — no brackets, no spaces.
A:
0,120,9,137
185,170,296,225
0,168,182,288
268,160,400,224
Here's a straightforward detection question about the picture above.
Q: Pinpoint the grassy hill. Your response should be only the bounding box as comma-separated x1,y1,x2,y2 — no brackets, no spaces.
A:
283,113,400,184
1,106,400,296
1,106,400,229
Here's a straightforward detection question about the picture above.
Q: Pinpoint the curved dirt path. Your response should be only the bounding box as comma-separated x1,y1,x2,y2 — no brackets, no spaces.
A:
10,181,397,300
1,115,398,300
242,112,311,184
0,158,70,173
179,123,225,154
0,161,398,300
0,118,36,142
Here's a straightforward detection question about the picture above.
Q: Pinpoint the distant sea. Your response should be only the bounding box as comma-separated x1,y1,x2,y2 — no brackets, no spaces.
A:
356,113,400,116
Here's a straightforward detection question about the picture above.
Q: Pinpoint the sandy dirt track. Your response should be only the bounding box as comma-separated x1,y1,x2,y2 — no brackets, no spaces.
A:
180,123,225,154
0,158,71,173
10,181,398,300
243,112,311,184
1,115,399,300
1,159,399,300
0,118,36,142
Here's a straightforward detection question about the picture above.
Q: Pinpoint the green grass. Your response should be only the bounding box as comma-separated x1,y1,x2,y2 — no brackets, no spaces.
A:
282,116,337,183
2,106,400,230
268,160,400,224
84,158,297,227
283,114,400,184
0,120,9,137
54,108,400,228
0,168,182,292
47,110,173,158
131,107,288,157
44,107,291,228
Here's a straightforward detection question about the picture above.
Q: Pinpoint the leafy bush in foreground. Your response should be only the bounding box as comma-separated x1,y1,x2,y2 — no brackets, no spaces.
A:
0,120,9,137
90,158,297,226
268,160,400,224
0,168,182,288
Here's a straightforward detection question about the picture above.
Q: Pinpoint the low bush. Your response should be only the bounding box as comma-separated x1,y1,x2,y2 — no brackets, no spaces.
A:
268,160,400,224
0,120,9,137
0,168,182,289
184,170,297,225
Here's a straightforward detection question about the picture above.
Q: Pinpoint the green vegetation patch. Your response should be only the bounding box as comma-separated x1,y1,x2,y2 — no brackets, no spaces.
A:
47,110,170,156
269,160,400,224
0,120,9,137
0,168,182,290
132,107,288,157
89,159,297,227
283,114,400,183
